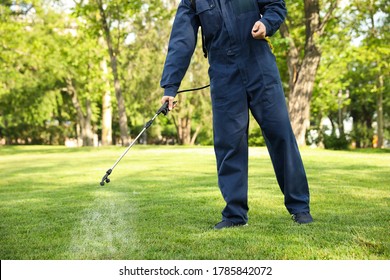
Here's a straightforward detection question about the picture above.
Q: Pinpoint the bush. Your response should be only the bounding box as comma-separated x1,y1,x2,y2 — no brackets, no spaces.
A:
248,127,266,147
323,132,349,150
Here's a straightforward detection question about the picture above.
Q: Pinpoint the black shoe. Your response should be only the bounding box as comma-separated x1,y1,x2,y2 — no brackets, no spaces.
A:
213,220,247,230
291,212,313,224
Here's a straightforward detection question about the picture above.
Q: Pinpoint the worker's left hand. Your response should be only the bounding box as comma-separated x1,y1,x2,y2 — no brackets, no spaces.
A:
252,21,266,39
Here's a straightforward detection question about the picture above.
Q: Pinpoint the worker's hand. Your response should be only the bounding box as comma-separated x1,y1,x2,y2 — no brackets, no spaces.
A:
161,95,176,111
251,21,266,40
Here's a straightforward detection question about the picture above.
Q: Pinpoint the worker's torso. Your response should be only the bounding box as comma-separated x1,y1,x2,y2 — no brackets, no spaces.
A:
194,0,278,88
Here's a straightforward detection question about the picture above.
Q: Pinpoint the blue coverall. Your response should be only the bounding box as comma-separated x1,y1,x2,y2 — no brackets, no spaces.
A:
160,0,310,224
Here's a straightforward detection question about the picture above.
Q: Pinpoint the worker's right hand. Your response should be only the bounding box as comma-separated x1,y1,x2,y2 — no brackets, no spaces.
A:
252,21,266,39
161,96,176,111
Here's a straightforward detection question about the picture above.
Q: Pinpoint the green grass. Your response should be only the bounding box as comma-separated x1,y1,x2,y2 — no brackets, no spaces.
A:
0,145,389,260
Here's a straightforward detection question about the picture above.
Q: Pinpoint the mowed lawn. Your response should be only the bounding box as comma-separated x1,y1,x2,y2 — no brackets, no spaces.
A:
0,145,389,260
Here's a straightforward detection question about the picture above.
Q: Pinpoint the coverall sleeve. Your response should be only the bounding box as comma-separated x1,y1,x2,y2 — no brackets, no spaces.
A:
257,0,287,37
160,0,200,97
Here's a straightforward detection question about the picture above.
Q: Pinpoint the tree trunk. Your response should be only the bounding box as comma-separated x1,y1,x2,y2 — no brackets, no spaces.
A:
96,0,129,146
66,78,94,146
377,75,384,148
190,126,201,145
280,0,339,146
84,99,94,146
287,50,321,145
4,119,11,145
178,116,191,145
100,57,112,146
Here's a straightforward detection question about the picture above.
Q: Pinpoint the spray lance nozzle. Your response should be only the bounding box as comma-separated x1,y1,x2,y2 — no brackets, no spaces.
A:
100,168,112,186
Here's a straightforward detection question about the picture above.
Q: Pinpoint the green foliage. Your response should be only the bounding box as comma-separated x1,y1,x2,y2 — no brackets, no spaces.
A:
0,1,113,144
323,132,350,150
0,0,388,148
350,122,375,149
310,0,389,149
248,114,266,147
283,0,305,51
0,1,66,143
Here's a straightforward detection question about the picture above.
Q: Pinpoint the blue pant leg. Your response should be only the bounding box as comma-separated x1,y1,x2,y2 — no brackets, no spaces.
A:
249,82,310,215
210,68,249,224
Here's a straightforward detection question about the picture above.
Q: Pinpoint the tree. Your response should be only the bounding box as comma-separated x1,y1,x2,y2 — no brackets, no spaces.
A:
95,0,128,145
100,56,113,145
123,0,211,145
73,0,142,146
172,49,211,145
310,0,389,149
348,0,389,148
280,0,341,146
0,1,71,144
121,0,175,143
0,1,106,145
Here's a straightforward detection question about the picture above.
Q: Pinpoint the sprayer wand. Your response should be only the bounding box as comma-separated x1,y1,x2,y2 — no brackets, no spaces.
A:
99,101,177,186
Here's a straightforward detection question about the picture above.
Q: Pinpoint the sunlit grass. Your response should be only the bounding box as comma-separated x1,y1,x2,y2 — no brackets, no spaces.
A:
0,145,389,260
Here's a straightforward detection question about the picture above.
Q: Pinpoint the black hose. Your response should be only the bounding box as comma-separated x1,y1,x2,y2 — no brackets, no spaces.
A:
177,84,210,94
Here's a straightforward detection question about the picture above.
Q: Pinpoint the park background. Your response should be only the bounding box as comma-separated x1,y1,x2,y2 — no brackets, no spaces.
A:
0,0,389,261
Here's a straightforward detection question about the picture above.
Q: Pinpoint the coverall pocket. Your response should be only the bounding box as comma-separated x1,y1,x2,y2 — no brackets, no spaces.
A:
195,0,221,38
